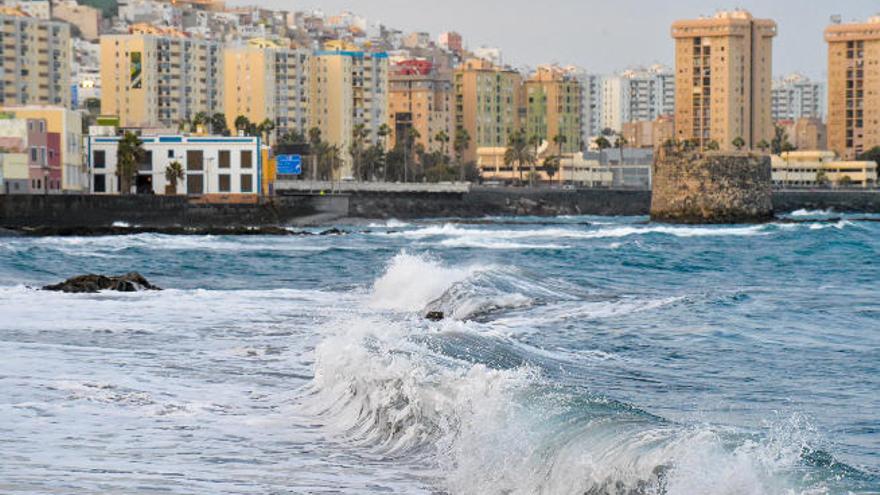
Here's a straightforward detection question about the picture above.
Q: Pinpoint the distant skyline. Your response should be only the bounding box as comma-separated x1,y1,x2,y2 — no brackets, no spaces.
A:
234,0,878,79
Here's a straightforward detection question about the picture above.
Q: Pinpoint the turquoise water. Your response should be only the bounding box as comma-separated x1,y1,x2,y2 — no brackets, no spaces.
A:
0,212,878,494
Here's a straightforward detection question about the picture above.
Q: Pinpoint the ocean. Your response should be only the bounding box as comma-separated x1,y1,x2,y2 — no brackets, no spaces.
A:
0,212,878,494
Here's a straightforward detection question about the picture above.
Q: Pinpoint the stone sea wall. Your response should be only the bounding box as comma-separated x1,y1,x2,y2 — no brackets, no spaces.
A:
1,188,879,228
651,151,774,224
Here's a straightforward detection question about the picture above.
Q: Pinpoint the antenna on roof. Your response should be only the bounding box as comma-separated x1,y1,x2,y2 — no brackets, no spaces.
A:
830,15,841,25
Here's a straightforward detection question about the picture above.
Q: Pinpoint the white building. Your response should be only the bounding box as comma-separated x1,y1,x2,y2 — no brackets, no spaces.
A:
86,135,262,195
473,46,502,66
585,66,676,138
772,73,825,122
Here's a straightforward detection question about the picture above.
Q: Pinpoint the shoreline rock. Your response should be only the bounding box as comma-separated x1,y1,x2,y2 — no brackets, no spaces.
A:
43,273,162,293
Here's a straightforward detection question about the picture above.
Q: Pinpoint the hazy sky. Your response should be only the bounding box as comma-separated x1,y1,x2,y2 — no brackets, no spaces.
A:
239,0,878,79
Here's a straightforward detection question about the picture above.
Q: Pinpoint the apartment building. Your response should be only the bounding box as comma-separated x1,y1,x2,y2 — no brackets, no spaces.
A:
100,33,223,128
309,41,389,177
825,16,880,159
771,73,825,122
0,11,72,108
387,59,454,154
454,58,522,162
223,38,310,139
672,10,777,150
2,106,85,192
525,65,582,153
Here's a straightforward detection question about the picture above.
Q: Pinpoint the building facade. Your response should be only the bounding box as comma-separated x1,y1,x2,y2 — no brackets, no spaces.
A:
779,117,827,151
100,34,224,129
2,106,85,192
771,150,876,188
309,42,389,177
672,10,777,150
825,16,880,159
86,134,261,195
223,39,310,140
771,73,825,122
387,59,454,154
0,11,72,108
525,65,582,153
454,58,522,162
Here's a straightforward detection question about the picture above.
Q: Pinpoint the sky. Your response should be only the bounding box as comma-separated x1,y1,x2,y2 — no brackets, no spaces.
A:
241,0,878,79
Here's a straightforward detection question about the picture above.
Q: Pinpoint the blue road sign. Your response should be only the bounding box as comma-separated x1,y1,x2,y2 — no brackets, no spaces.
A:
277,154,302,175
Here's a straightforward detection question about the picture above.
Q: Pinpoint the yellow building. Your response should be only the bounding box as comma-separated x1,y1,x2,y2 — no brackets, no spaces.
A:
100,34,223,128
0,11,72,108
672,10,776,150
224,39,310,140
455,58,523,163
825,16,880,159
623,115,676,150
309,41,389,177
525,65,582,154
771,150,877,188
387,60,454,154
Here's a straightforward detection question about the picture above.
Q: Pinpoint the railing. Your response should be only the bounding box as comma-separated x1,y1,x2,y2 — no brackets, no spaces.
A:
274,180,471,194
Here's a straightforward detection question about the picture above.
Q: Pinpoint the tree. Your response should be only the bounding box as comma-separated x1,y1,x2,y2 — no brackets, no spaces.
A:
614,134,628,164
837,175,853,187
116,131,145,195
594,136,612,150
278,129,307,145
164,161,184,195
732,136,746,151
552,133,566,184
234,115,252,136
543,156,559,182
192,112,210,134
177,118,191,134
257,118,276,145
756,140,770,153
771,125,796,154
706,140,720,151
434,130,450,158
349,124,370,180
211,113,228,135
816,170,830,187
504,129,536,186
453,127,471,181
856,146,880,166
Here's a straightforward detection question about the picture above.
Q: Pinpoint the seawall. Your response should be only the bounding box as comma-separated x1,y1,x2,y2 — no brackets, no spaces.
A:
1,189,879,228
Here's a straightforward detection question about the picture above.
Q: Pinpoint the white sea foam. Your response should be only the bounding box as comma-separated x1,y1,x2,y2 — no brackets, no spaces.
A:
790,209,834,217
368,251,492,312
389,223,769,243
111,221,132,228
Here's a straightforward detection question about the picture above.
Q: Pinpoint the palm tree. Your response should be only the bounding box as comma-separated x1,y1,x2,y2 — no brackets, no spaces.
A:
349,124,369,180
234,115,252,136
553,133,566,184
756,140,770,153
403,127,420,182
192,112,210,134
454,128,471,181
177,118,191,134
732,136,746,151
211,113,228,135
504,129,535,186
116,131,145,195
258,118,275,145
434,130,450,158
706,140,720,151
614,134,628,164
164,160,184,195
594,136,612,150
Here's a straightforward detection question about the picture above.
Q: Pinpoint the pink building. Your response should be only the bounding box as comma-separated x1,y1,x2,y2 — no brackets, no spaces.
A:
438,31,463,53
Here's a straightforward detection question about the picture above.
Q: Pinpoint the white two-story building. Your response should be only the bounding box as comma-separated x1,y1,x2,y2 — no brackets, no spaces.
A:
86,135,262,195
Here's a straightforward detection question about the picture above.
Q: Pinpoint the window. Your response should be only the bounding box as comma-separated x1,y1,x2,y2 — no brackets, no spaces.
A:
167,149,174,158
218,150,230,168
30,147,37,161
139,150,153,172
94,175,106,192
218,174,231,192
186,174,203,194
240,174,253,193
240,150,253,169
186,150,203,171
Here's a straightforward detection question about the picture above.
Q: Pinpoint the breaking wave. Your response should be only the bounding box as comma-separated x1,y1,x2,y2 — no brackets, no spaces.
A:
305,252,867,494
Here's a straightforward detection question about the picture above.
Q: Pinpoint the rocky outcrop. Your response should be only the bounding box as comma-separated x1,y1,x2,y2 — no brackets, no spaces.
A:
43,273,162,293
651,148,773,224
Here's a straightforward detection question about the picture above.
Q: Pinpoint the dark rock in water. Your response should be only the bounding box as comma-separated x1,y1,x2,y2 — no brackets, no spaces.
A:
43,272,162,293
425,311,445,321
319,227,345,236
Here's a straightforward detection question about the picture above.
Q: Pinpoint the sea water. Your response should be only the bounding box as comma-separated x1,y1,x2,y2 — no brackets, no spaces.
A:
0,213,878,494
